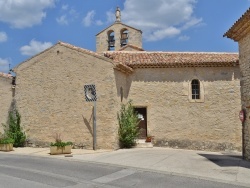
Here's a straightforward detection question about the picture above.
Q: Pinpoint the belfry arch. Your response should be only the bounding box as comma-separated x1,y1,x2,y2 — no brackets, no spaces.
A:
120,28,129,47
107,30,115,51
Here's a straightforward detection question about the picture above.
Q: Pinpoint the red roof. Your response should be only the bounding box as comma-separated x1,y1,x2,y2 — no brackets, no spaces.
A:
104,51,239,68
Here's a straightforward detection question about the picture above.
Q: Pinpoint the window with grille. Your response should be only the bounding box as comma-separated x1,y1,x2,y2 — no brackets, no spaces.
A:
191,79,200,99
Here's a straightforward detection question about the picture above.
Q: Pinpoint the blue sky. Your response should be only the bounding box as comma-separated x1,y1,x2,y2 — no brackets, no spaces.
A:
0,0,250,73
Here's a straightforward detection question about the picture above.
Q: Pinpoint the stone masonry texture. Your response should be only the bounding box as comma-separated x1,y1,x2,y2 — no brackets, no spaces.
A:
0,76,13,134
125,67,242,151
239,32,250,159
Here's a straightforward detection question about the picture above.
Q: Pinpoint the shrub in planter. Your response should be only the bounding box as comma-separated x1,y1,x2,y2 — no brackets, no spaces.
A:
50,134,73,155
0,137,14,144
50,141,73,147
0,137,14,151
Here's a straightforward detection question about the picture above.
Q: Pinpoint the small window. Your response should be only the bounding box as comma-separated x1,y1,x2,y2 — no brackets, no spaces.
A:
191,79,200,99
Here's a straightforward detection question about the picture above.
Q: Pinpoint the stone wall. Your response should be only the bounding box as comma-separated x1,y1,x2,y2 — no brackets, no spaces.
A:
96,23,142,52
239,32,250,159
14,44,124,149
0,73,13,134
126,67,242,151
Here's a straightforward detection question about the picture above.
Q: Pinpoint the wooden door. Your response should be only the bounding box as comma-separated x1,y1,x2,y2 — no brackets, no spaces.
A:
134,107,147,139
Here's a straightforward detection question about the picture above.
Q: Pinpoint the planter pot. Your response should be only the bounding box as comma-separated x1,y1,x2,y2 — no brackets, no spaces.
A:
0,143,13,151
50,145,72,155
145,137,152,142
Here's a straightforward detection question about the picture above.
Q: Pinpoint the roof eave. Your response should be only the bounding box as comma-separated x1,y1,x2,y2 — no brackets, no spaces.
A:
129,61,239,69
114,63,133,74
224,8,250,41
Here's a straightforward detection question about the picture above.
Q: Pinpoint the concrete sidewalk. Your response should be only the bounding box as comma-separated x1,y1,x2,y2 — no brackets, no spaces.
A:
3,147,250,187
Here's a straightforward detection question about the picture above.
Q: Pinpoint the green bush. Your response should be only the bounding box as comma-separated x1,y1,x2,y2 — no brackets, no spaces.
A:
0,137,14,144
50,133,73,147
118,100,139,148
3,110,26,147
50,141,73,147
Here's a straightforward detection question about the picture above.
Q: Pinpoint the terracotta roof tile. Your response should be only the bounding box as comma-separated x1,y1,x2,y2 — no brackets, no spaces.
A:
58,41,112,61
13,41,133,74
224,8,250,41
104,51,239,68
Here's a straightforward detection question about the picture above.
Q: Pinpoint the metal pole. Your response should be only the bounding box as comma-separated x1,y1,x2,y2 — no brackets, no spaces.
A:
93,101,97,150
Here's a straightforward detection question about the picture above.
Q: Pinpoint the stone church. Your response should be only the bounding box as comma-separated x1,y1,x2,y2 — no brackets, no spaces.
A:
0,8,242,151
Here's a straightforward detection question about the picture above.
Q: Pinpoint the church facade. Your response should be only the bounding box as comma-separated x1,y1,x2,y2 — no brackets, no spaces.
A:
0,8,242,151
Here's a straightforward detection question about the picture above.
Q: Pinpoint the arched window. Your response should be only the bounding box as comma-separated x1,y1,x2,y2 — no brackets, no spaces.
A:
120,29,128,47
107,30,115,51
191,79,200,99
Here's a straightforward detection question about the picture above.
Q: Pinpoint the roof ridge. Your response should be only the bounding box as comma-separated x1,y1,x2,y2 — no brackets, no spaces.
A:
58,41,116,64
104,51,238,54
104,51,239,68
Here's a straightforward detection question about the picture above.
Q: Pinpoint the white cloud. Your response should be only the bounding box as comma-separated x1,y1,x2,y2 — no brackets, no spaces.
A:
57,6,78,26
121,0,202,41
56,15,68,25
0,0,56,28
0,58,10,73
106,10,115,23
20,39,53,56
178,35,190,41
82,10,96,27
147,27,181,41
0,32,7,42
96,20,103,26
62,4,68,11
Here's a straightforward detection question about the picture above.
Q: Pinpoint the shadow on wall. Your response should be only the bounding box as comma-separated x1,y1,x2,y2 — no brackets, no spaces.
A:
129,67,240,83
6,99,17,125
82,106,93,137
114,70,131,101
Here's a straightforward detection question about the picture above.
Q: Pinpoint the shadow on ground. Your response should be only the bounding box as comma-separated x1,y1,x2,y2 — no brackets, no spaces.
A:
199,153,250,169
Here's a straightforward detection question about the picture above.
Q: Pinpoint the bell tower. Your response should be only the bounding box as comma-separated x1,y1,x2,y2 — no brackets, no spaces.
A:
96,7,143,52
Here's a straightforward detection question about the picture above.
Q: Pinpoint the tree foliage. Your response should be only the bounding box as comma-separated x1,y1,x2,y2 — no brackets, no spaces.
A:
3,110,26,147
118,100,139,148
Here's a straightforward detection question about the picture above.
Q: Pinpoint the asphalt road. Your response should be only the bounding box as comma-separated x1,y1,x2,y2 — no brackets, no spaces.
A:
0,154,248,188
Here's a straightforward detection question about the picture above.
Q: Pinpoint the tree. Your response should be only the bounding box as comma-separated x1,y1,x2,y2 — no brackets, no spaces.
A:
118,100,139,148
3,110,26,147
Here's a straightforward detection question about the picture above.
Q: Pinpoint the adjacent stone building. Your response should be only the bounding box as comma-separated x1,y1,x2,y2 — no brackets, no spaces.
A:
224,8,250,159
0,8,242,151
0,72,14,133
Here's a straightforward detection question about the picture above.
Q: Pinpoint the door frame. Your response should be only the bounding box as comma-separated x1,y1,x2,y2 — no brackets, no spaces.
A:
134,106,148,138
